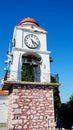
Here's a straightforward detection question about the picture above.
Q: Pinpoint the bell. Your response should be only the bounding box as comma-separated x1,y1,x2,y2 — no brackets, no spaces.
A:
23,58,29,65
32,60,37,67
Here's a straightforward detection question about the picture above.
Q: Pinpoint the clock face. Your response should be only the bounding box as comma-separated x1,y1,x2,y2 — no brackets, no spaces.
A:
24,34,40,49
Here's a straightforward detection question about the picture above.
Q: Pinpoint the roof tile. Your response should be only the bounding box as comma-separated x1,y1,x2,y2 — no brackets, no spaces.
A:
0,90,9,96
18,17,39,26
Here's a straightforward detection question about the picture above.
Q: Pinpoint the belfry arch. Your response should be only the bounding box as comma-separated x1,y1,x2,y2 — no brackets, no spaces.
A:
21,52,42,82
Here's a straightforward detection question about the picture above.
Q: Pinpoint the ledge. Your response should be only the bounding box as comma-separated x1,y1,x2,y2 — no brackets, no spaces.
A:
13,47,51,55
2,80,61,90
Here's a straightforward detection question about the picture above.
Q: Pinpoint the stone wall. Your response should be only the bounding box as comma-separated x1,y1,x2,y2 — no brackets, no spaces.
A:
7,84,55,130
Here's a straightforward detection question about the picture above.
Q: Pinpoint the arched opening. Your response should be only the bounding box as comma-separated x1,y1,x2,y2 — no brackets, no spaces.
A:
21,52,42,82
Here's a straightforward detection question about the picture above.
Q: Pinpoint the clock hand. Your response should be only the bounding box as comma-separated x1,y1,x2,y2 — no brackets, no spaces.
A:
31,39,37,46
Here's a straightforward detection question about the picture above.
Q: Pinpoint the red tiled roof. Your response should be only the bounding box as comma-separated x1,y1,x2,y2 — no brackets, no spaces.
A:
0,90,9,96
18,17,39,26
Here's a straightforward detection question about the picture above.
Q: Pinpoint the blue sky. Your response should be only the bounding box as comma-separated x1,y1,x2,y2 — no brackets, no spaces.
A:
0,0,73,103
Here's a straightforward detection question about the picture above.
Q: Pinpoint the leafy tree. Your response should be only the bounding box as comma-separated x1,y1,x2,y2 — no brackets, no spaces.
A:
60,94,73,129
51,75,61,121
69,93,73,102
21,64,34,81
67,94,73,127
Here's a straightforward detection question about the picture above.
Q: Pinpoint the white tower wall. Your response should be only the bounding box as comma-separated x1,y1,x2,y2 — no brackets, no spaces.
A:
9,18,51,83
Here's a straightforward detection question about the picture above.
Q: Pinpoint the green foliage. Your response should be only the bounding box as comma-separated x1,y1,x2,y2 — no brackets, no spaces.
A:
69,93,73,102
61,94,73,128
51,75,57,83
51,75,61,120
67,94,73,127
54,88,61,116
21,64,34,81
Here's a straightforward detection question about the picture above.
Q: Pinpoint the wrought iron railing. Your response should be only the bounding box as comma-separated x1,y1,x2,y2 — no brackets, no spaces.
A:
51,73,59,83
4,69,59,84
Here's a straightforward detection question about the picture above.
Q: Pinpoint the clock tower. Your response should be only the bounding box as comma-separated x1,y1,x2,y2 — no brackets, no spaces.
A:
2,18,60,130
9,17,50,83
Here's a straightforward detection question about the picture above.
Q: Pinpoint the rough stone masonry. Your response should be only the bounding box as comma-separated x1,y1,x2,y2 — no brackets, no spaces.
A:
7,84,55,130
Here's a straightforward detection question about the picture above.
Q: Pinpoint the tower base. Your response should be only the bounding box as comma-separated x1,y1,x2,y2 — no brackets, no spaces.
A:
3,81,58,130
